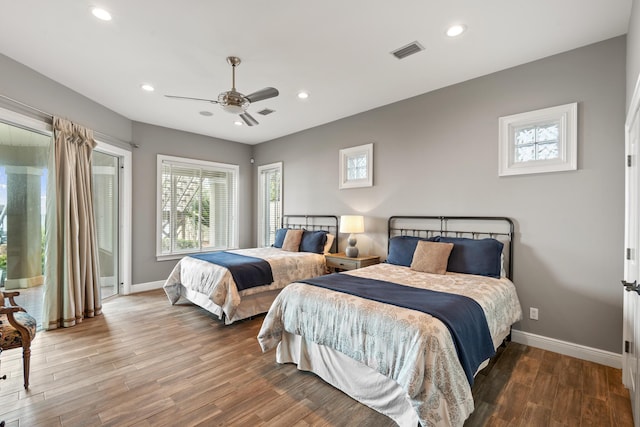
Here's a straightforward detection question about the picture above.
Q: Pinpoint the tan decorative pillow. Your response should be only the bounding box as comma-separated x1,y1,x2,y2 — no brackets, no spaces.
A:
410,241,454,275
323,233,335,253
282,229,303,252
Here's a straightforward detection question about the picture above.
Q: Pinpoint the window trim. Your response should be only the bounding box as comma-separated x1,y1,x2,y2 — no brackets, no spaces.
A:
498,102,577,176
339,143,373,189
257,162,283,247
156,154,239,260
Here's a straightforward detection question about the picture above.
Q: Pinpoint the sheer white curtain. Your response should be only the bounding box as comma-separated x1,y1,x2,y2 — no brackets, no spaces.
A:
43,117,101,330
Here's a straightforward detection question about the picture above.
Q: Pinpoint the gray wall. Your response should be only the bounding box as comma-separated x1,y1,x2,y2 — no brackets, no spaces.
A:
253,36,627,354
629,0,640,109
131,122,254,284
0,53,132,144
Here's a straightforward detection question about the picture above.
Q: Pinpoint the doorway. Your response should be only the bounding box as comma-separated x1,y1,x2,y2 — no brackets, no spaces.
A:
624,75,640,426
93,150,120,299
0,115,51,328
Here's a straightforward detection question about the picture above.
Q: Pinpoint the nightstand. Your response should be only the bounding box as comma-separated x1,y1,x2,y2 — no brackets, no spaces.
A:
325,253,380,272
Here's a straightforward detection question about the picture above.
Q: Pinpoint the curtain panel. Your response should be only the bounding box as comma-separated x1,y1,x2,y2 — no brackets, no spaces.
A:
43,117,101,330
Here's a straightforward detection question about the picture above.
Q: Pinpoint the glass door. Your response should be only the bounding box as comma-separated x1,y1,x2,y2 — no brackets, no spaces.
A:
92,150,120,299
0,117,51,328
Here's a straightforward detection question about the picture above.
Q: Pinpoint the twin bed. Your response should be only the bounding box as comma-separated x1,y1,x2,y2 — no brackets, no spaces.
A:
257,216,522,426
163,214,338,324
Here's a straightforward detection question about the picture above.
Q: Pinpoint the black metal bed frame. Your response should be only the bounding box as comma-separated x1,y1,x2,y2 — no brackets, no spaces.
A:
282,214,339,253
387,216,515,280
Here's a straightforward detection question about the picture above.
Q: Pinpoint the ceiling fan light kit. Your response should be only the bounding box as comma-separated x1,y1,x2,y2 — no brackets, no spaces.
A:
165,56,279,126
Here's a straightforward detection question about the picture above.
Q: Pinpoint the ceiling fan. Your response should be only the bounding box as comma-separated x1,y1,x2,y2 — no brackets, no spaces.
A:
165,56,279,126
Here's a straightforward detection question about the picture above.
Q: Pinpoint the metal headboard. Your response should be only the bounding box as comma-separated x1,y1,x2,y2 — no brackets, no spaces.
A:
282,215,339,253
387,216,515,280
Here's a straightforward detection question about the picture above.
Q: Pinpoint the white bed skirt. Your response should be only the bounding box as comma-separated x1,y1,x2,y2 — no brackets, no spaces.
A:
276,331,420,427
275,327,513,426
179,286,281,324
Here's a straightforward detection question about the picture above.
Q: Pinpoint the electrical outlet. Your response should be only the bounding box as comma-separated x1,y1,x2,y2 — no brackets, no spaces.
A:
530,307,539,320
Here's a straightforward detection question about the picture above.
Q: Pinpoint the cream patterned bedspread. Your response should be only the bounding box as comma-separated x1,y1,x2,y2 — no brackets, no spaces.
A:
163,247,326,321
257,263,522,426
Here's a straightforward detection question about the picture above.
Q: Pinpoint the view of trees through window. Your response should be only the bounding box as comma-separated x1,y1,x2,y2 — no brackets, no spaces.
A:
159,156,238,256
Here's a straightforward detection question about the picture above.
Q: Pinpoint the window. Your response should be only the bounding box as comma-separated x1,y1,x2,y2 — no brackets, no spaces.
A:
498,103,577,176
157,155,238,259
339,143,373,189
257,162,282,247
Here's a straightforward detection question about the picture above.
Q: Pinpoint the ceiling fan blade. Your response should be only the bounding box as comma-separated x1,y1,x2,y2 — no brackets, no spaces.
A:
164,95,219,104
239,112,259,126
245,87,279,103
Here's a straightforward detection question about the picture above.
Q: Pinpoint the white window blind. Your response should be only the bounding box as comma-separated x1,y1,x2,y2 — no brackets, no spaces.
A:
257,162,282,247
157,155,238,258
92,163,116,253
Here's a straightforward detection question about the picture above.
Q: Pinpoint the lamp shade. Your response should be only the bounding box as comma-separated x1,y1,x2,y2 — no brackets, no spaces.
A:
339,215,364,234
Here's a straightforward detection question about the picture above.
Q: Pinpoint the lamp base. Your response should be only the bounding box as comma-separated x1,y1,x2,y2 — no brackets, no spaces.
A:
345,234,359,258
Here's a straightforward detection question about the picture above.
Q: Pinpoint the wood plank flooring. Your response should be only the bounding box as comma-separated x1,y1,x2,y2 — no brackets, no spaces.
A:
0,289,633,426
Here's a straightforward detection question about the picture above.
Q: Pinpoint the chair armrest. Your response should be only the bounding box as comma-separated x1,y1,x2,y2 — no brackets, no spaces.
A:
2,291,20,298
2,291,21,306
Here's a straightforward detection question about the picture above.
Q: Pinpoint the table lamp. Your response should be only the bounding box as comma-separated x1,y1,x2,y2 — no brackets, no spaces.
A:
340,215,365,258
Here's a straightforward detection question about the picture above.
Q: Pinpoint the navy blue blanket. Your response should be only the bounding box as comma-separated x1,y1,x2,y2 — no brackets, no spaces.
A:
299,273,495,385
190,251,274,291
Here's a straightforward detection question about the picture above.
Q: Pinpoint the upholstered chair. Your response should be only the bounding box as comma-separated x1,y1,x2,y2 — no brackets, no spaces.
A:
0,291,37,389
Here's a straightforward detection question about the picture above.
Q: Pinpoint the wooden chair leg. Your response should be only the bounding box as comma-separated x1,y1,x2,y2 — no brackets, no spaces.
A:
22,345,31,389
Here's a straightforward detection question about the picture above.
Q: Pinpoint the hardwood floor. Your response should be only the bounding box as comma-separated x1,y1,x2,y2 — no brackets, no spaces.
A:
0,289,633,426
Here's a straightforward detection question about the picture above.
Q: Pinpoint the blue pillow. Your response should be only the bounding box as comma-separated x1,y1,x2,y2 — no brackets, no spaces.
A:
386,235,436,267
435,237,503,278
299,230,328,254
273,228,289,248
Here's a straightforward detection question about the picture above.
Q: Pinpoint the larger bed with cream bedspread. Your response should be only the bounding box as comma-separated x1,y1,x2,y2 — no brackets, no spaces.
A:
258,261,522,426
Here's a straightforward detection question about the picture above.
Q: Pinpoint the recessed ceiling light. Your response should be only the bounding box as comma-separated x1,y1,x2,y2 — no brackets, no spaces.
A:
297,91,309,100
446,24,466,37
234,120,243,126
91,7,112,21
140,83,155,92
199,111,213,117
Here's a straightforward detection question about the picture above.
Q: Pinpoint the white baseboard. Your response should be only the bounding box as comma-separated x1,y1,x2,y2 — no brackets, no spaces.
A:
511,329,622,369
127,280,164,294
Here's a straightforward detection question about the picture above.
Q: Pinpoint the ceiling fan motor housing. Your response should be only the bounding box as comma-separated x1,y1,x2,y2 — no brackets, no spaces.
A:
218,90,250,114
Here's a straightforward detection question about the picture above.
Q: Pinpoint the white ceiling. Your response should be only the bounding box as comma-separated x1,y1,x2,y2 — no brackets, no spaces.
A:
0,1,632,145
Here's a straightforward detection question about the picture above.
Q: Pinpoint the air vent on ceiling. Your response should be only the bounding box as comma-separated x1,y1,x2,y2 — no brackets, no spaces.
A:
257,108,275,116
391,41,425,60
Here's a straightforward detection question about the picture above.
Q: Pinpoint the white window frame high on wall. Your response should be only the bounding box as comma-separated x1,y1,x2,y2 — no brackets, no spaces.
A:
339,143,373,189
498,102,578,176
257,162,283,247
156,154,239,260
